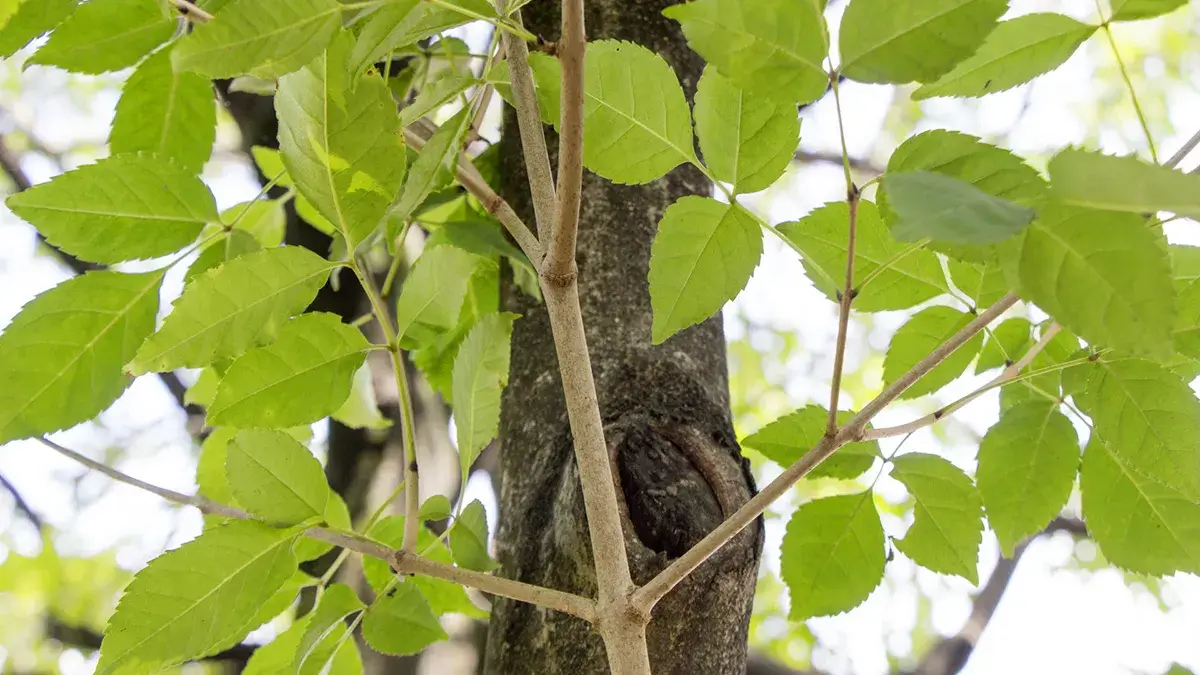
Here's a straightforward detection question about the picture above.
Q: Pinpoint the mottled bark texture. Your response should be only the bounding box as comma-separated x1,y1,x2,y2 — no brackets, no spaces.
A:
488,3,762,673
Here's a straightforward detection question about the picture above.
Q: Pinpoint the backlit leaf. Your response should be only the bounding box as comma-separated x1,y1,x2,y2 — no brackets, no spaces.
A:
394,245,482,348
7,154,216,264
914,13,1096,99
1003,204,1175,358
361,583,447,656
27,0,173,74
976,402,1080,556
781,200,949,312
1110,0,1190,21
449,500,495,572
390,108,470,229
0,0,79,59
693,65,800,194
110,48,216,172
173,0,341,78
1081,437,1200,576
209,312,370,428
277,32,407,249
887,171,1035,244
1072,356,1200,501
184,230,261,284
741,405,879,479
0,271,163,444
95,521,300,675
664,0,827,103
882,306,984,399
294,584,364,673
332,363,391,430
362,516,485,618
781,492,885,619
347,0,483,79
582,40,696,184
1049,148,1200,220
226,429,330,526
130,246,335,373
649,197,762,344
890,453,983,582
839,0,1006,84
452,313,514,474
975,317,1031,374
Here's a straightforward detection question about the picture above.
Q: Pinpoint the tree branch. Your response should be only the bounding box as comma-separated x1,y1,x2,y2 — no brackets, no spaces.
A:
633,293,1020,611
542,0,585,282
37,436,598,622
826,187,860,435
1,473,43,530
500,13,556,240
793,150,883,176
862,321,1060,441
402,127,542,265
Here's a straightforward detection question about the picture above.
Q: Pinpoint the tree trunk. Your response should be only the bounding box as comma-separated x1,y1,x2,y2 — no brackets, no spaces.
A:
488,3,762,673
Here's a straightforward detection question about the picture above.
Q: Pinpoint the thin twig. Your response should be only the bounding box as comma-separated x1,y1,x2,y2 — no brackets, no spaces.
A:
38,436,598,621
543,0,585,282
501,15,557,239
403,127,542,264
826,188,860,435
394,549,596,621
0,473,43,530
1095,2,1158,163
1166,126,1200,169
861,322,1061,441
632,293,1019,611
793,150,883,176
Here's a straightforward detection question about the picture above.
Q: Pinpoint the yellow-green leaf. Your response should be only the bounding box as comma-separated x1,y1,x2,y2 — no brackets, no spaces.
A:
890,453,983,583
226,429,330,526
781,492,885,619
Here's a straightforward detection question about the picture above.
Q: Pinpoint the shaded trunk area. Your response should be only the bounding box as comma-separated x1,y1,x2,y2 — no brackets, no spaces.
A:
488,2,762,673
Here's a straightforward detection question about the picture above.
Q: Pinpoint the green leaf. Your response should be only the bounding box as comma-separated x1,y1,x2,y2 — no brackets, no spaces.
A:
362,516,486,618
209,312,370,428
975,402,1080,556
0,0,79,59
399,74,478,127
1049,148,1200,220
0,271,163,444
649,197,762,344
95,520,300,675
693,66,800,194
781,492,886,619
390,108,471,228
110,48,216,172
184,230,261,285
947,259,1010,310
890,453,983,582
251,146,294,188
295,584,364,673
394,245,482,348
130,246,334,373
6,154,217,264
1110,0,1189,21
226,429,330,526
887,171,1036,244
1081,437,1200,576
1002,326,1080,411
449,500,495,572
452,313,514,474
881,130,1047,261
277,33,407,249
839,0,1007,85
347,0,479,79
362,583,448,656
220,199,287,248
1072,357,1200,501
243,586,362,675
975,317,1031,374
882,306,984,399
294,491,350,562
741,405,879,479
185,366,221,408
582,40,696,184
663,0,827,104
913,13,1097,99
419,495,453,521
27,0,173,74
780,200,949,312
1003,204,1175,357
196,427,237,508
1171,245,1200,358
173,0,340,78
488,52,561,126
332,363,391,430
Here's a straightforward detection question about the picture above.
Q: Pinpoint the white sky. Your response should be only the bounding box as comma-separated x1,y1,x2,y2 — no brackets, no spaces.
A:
1,1,1199,674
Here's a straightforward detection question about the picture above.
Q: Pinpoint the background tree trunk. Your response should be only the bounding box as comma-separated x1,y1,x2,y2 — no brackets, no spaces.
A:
487,3,762,673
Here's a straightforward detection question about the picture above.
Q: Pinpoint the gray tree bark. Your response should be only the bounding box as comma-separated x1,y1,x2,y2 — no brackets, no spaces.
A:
487,3,762,673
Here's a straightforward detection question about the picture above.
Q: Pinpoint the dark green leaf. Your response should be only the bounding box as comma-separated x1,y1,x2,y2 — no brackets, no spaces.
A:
361,583,447,656
449,500,495,572
887,171,1036,244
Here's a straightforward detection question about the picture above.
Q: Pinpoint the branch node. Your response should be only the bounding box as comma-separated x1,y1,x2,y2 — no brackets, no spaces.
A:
540,266,578,288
